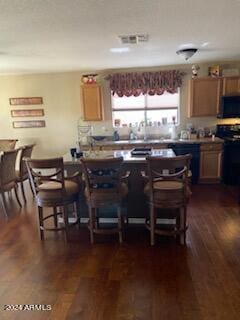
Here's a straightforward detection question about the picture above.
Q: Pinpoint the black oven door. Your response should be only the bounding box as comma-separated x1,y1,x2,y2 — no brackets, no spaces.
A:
223,141,240,185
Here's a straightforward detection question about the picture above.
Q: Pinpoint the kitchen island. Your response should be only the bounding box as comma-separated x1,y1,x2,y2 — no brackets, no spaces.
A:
82,137,224,184
64,149,176,219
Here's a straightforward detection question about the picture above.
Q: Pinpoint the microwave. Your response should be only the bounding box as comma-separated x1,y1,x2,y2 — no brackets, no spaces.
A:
218,95,240,118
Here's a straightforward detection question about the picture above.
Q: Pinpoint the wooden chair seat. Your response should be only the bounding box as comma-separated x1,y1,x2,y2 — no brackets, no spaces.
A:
144,180,192,201
16,171,28,181
144,180,183,192
0,139,18,151
37,181,79,203
39,180,79,193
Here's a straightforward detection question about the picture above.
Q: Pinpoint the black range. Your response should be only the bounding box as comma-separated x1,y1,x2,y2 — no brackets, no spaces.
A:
216,124,240,185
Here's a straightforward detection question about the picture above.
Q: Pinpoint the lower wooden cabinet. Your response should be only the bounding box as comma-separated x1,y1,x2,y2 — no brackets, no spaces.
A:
101,143,168,151
199,143,222,183
101,145,123,151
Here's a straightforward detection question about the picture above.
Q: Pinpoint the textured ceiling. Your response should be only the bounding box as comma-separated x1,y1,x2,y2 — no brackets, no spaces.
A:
0,0,240,74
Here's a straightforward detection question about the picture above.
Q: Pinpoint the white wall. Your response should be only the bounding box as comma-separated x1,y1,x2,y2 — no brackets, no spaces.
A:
0,61,239,157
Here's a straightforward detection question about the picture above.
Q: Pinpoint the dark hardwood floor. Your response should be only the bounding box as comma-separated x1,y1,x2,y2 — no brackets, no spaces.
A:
0,184,240,320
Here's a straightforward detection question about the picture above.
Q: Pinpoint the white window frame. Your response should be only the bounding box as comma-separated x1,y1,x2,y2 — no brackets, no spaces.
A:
111,89,180,126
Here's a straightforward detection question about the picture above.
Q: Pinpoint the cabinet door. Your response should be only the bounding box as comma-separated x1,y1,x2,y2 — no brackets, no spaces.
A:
200,150,222,182
101,145,123,150
189,78,221,117
81,84,102,121
222,76,240,95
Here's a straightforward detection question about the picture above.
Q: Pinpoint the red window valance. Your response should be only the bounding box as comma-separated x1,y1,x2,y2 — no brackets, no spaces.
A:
106,70,184,97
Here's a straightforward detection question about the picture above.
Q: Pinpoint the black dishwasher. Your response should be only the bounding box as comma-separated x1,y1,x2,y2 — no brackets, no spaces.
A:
168,143,200,184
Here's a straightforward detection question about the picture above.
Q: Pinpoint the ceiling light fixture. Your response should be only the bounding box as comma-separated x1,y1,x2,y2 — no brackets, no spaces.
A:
176,48,198,60
110,47,130,53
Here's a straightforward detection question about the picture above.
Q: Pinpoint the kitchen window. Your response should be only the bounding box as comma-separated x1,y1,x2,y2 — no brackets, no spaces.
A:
112,90,179,127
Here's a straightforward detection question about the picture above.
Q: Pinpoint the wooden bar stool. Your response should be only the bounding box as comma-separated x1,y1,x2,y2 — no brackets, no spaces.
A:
81,157,129,244
143,154,192,245
25,157,81,240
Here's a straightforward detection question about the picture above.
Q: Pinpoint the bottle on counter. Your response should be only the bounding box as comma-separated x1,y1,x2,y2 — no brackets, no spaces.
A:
129,129,134,140
113,129,120,141
171,126,178,140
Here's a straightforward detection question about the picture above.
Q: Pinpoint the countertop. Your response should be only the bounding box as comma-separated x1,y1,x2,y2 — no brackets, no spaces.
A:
91,137,223,145
64,148,176,165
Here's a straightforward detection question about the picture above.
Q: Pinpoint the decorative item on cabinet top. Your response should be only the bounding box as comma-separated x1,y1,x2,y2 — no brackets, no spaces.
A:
81,74,98,84
222,69,239,77
9,97,43,105
208,65,220,77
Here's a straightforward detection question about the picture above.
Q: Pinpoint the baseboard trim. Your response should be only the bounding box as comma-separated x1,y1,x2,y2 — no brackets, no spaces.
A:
59,216,175,225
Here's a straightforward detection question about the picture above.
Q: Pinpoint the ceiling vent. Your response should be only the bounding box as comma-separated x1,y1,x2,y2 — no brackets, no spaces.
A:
119,34,149,44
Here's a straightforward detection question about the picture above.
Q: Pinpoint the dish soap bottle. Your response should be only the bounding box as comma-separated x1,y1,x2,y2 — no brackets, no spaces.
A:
113,129,120,141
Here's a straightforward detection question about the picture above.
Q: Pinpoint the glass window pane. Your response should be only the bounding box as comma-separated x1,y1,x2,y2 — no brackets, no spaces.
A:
147,92,179,108
113,110,145,127
146,109,178,125
112,94,145,109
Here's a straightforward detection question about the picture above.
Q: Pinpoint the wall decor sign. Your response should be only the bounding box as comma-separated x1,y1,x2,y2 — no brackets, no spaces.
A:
9,97,43,105
11,109,44,117
13,120,46,128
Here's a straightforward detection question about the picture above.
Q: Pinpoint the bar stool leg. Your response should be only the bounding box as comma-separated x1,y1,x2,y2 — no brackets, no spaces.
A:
63,205,69,241
117,206,123,243
1,192,9,218
38,206,44,240
20,181,27,203
180,206,187,245
28,178,35,197
94,208,99,230
75,198,81,228
14,186,22,207
53,207,58,228
150,204,155,246
88,205,94,244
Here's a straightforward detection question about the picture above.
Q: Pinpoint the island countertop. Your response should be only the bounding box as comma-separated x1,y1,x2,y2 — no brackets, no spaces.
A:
64,148,176,165
89,137,223,146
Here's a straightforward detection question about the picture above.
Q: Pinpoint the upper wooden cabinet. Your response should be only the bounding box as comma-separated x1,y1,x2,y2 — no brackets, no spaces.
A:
188,77,221,117
222,76,240,95
81,84,103,121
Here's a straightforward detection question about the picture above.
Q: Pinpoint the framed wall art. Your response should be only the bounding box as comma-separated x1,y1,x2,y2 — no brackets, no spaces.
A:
12,120,46,128
9,97,43,105
11,109,44,117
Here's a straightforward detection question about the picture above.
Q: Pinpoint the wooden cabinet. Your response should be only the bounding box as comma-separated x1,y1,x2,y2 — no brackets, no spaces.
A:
122,143,167,150
81,84,103,121
222,76,240,95
189,78,221,117
101,143,168,151
199,143,222,183
101,145,123,151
